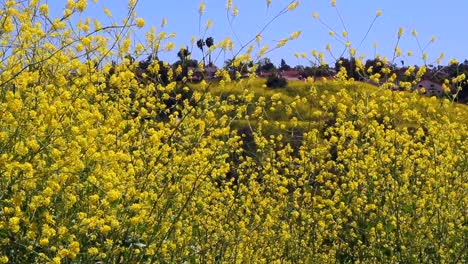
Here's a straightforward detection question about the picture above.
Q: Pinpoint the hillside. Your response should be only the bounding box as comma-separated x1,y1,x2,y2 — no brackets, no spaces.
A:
1,68,467,262
0,0,467,261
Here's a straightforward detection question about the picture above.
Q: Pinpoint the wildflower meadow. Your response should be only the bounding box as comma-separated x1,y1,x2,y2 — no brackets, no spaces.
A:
0,0,467,263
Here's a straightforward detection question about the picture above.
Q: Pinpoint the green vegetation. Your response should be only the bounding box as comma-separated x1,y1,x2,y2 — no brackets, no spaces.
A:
0,1,467,263
266,74,288,89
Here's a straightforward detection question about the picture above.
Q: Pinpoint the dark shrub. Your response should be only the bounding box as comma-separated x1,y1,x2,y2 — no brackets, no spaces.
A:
266,74,287,88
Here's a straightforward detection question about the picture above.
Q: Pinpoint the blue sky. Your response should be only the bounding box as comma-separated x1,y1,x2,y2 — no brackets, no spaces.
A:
52,0,468,67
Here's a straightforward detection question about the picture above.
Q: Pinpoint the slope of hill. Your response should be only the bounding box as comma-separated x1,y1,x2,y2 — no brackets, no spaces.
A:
1,73,467,262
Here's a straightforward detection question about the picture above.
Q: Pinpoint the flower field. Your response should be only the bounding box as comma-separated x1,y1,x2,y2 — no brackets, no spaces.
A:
0,1,467,263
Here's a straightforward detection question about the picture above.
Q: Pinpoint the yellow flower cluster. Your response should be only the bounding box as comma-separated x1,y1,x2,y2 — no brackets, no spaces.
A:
0,1,466,263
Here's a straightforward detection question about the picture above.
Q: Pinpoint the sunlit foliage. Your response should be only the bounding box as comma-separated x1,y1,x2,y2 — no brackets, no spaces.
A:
0,0,466,263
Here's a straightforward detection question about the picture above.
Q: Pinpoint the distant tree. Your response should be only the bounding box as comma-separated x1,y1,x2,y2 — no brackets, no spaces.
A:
454,82,468,103
196,39,206,66
172,58,198,69
445,61,468,102
293,65,305,71
364,58,384,76
279,59,291,71
186,59,199,68
174,47,198,81
299,64,330,78
300,66,313,78
258,57,276,73
366,58,391,82
172,58,198,82
335,57,362,80
138,55,151,70
205,37,214,66
314,64,330,77
266,74,287,88
177,46,191,65
135,55,170,85
224,57,253,79
395,66,415,83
